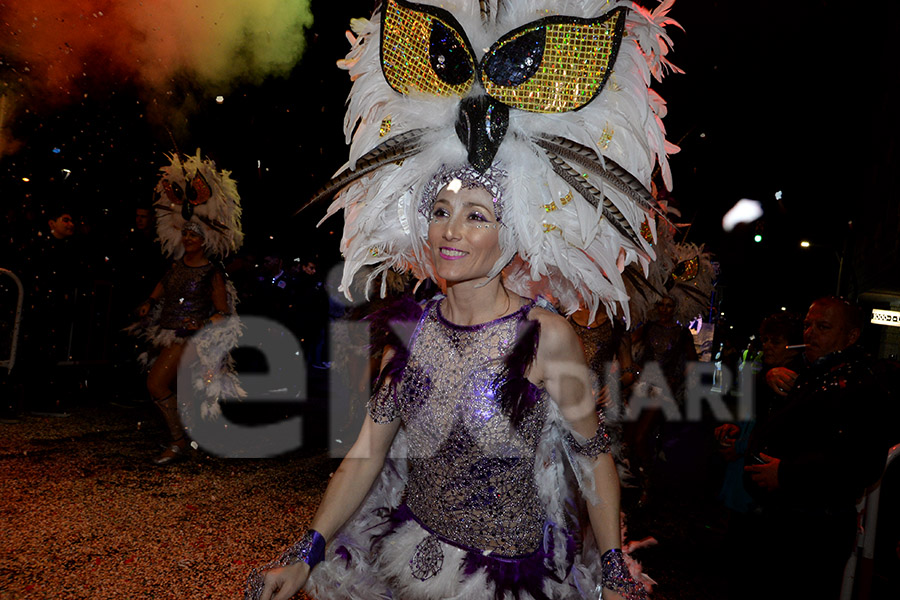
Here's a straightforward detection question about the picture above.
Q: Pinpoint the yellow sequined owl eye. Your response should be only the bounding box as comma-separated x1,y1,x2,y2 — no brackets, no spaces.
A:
381,0,476,97
672,256,700,282
481,8,627,113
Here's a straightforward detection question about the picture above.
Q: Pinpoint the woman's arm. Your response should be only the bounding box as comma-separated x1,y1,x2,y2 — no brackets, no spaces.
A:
310,414,401,538
257,351,402,600
533,312,636,600
209,271,230,323
137,282,164,317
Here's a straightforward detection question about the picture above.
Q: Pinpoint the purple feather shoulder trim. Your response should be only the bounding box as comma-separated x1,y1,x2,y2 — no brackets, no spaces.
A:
497,315,541,428
364,294,426,396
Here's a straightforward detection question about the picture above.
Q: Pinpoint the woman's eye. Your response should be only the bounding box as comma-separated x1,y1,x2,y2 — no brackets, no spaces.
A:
432,208,449,218
468,212,487,222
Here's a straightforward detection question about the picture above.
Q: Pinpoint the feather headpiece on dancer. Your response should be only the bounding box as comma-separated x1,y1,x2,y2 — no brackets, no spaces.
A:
305,0,681,324
622,200,715,324
153,150,244,259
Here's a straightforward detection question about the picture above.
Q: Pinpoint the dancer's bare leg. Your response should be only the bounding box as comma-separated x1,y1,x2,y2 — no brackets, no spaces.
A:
147,343,188,464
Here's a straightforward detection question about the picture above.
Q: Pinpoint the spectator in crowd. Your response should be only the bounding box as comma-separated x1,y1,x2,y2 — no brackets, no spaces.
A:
741,297,891,600
18,205,94,416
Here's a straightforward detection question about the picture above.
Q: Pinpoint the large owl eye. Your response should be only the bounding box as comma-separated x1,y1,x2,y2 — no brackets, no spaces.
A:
186,172,212,206
671,256,700,282
481,8,627,113
381,0,476,97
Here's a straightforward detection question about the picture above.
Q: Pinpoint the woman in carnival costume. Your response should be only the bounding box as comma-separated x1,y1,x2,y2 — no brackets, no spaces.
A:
248,0,681,597
133,150,244,465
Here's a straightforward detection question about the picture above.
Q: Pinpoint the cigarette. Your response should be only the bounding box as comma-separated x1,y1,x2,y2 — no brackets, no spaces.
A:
784,344,807,350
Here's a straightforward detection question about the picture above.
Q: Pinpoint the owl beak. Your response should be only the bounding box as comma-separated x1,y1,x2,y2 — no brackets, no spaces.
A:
455,95,509,173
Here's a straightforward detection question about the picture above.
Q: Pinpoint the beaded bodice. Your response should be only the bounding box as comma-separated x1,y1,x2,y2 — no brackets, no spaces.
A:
370,299,548,556
158,260,217,329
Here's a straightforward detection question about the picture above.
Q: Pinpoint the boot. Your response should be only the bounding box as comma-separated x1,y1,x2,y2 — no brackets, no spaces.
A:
152,394,188,466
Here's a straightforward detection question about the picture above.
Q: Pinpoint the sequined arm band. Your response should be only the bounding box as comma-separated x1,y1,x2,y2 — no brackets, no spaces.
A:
565,422,611,458
600,548,647,600
282,529,327,568
243,530,326,600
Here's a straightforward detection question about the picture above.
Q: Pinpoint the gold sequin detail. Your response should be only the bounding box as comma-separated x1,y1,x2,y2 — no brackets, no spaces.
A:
380,117,392,137
609,75,621,92
560,191,573,206
640,219,654,244
482,10,625,113
542,223,560,233
598,124,614,150
382,0,474,97
543,201,558,212
370,247,380,257
672,256,700,282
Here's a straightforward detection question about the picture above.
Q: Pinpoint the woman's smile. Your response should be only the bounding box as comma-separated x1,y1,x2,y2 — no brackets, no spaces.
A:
427,184,502,283
438,246,468,260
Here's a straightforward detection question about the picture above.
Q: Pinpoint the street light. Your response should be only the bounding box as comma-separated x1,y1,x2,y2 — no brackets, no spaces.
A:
800,240,843,295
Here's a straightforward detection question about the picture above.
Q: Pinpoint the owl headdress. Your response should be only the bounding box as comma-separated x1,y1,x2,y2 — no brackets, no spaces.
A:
154,150,245,259
623,200,715,324
309,0,681,324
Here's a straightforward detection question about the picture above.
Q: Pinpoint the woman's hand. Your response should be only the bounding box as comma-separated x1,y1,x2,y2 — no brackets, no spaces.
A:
766,367,798,396
258,562,309,600
714,423,741,461
183,316,203,331
744,452,781,491
714,423,740,446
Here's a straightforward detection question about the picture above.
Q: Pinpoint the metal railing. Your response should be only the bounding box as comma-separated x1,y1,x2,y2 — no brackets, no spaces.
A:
0,268,24,374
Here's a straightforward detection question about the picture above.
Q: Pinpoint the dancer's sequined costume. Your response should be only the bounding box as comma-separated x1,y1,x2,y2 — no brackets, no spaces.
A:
127,259,243,416
157,260,220,334
305,299,610,600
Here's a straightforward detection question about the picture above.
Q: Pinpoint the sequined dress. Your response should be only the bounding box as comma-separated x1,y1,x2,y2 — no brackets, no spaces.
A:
127,258,244,415
304,299,609,600
158,260,219,333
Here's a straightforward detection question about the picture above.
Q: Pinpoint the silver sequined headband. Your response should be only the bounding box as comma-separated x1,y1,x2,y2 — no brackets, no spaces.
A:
420,164,507,222
182,220,206,238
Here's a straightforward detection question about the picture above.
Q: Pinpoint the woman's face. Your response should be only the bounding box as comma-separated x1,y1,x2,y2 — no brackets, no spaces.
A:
656,298,676,321
427,184,502,285
761,333,795,366
181,228,205,253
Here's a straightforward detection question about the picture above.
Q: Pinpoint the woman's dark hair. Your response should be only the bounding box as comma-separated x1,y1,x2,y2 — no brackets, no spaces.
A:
759,312,803,345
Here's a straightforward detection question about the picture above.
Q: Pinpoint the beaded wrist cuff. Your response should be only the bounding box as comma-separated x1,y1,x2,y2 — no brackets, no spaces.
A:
600,548,647,600
282,529,326,568
565,422,611,458
243,530,326,600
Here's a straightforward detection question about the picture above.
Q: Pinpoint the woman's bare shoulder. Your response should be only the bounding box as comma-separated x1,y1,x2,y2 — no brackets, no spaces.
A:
528,306,579,355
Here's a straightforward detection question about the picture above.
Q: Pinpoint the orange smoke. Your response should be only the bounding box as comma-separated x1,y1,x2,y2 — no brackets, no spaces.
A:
1,0,313,107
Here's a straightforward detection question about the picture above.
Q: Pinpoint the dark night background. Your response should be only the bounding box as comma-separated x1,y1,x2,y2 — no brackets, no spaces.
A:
1,4,899,598
2,0,899,344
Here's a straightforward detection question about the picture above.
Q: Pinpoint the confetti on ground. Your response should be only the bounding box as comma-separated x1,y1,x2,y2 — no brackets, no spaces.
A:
0,405,333,600
0,403,732,600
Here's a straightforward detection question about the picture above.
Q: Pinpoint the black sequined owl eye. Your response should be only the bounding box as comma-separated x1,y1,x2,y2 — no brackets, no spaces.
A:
381,0,476,97
430,19,474,86
481,8,628,113
481,27,545,87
